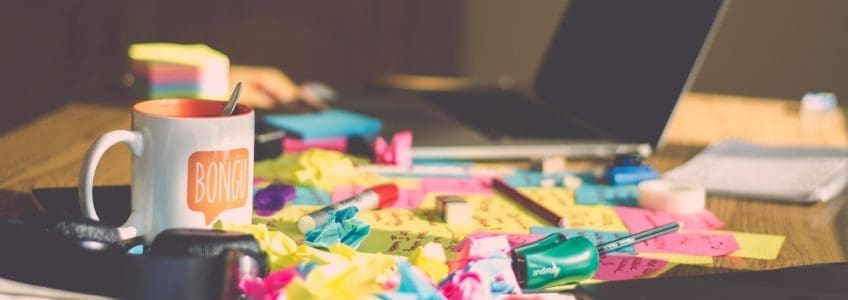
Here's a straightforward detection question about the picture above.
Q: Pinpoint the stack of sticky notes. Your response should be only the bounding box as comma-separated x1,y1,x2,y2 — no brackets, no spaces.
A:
128,43,229,100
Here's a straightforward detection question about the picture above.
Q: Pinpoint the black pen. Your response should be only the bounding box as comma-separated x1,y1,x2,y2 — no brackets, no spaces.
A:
596,222,681,254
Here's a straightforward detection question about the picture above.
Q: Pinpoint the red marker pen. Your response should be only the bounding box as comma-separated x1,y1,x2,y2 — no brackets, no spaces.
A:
297,183,398,233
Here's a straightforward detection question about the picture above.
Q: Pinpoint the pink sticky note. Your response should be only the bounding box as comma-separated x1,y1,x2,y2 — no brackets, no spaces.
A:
635,232,740,256
421,177,492,195
593,255,668,281
374,130,413,167
453,232,546,252
331,185,426,209
282,136,347,153
614,207,725,233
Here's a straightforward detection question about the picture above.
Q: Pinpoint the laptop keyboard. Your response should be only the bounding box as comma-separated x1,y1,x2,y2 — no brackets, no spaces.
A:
420,90,599,140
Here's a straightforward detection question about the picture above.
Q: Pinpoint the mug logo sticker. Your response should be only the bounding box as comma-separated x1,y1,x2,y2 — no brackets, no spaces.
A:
187,148,250,224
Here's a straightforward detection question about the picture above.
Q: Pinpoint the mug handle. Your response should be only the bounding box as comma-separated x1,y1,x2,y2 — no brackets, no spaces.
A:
78,130,144,240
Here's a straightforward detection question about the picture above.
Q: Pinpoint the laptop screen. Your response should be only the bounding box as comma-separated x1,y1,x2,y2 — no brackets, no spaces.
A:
535,0,726,147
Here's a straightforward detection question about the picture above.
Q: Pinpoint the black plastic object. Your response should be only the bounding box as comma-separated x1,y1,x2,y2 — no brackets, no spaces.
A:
23,211,126,252
574,262,848,300
150,228,267,275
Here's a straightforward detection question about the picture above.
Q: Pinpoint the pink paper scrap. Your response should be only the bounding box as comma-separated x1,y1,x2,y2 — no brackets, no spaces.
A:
593,255,668,281
614,206,725,233
374,130,413,167
635,232,740,256
282,136,347,153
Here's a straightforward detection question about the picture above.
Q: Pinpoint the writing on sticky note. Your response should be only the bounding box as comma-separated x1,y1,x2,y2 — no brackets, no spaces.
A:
636,232,739,256
594,255,668,281
357,227,461,257
530,227,635,254
614,207,724,233
518,187,575,209
562,206,628,231
264,109,381,140
452,232,546,252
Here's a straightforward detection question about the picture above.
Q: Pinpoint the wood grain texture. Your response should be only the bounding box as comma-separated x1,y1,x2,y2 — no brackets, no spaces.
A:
1,92,847,274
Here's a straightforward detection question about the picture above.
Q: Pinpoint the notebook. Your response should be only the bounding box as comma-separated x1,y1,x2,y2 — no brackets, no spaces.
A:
663,140,848,203
340,0,728,160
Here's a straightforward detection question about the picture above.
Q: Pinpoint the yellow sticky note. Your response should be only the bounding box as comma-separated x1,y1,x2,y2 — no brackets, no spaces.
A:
726,231,785,260
638,252,714,265
518,187,576,208
561,205,628,231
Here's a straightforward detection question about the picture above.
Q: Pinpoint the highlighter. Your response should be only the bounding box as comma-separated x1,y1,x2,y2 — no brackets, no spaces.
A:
297,183,398,233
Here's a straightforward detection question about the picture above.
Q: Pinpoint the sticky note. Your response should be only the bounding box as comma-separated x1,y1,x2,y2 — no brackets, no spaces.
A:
264,109,381,140
593,255,669,281
575,184,639,206
453,232,546,252
637,252,713,265
292,187,332,206
421,177,492,195
559,206,629,231
304,206,370,249
724,231,785,260
283,136,348,153
530,227,635,254
614,206,725,233
374,130,413,167
636,232,739,256
518,187,575,207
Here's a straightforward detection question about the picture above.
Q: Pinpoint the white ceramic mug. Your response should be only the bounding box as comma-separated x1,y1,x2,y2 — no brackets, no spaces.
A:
79,99,254,243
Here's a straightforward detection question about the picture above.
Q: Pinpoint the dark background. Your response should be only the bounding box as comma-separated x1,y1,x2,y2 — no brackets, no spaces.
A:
1,0,846,134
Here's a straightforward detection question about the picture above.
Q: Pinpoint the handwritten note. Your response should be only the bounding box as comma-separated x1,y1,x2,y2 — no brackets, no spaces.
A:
636,232,740,256
453,232,545,252
594,255,669,281
561,206,629,231
530,227,635,254
518,187,576,207
614,207,725,233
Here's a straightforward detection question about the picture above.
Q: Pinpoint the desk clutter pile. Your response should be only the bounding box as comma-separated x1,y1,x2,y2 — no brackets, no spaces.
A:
238,142,786,299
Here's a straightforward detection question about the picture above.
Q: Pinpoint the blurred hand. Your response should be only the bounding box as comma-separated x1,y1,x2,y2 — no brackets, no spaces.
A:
228,64,326,110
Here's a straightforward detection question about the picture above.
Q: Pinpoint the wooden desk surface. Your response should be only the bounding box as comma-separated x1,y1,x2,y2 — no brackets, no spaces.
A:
1,92,847,275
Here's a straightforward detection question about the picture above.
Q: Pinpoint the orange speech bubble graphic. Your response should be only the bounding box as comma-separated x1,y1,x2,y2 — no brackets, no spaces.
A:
187,148,250,224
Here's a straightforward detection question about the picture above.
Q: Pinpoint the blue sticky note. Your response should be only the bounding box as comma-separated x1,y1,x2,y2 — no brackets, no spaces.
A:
575,184,638,206
305,206,370,249
397,261,444,300
505,171,598,187
292,187,331,206
263,109,382,140
530,227,635,254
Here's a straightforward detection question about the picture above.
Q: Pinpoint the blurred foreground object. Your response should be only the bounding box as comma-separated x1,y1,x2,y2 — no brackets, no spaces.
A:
127,43,229,100
801,92,838,113
229,65,330,110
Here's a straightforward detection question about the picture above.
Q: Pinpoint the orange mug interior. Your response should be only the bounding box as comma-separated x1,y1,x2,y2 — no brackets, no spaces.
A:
133,99,253,118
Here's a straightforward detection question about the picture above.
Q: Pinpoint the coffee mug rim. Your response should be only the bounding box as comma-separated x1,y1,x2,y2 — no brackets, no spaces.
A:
133,98,254,120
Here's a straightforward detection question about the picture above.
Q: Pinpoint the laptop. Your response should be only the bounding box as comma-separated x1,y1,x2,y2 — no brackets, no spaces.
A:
337,0,728,160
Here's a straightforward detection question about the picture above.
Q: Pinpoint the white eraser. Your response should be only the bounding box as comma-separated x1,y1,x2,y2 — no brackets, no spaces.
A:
436,196,472,225
533,156,567,174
